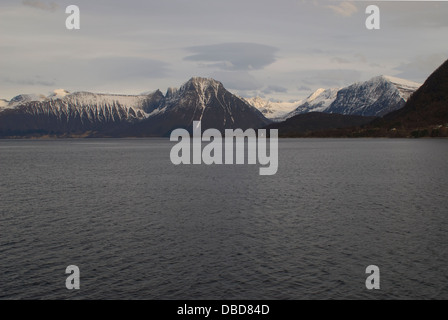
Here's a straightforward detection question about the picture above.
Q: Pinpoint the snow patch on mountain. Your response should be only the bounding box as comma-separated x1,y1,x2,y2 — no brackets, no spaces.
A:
244,97,299,121
382,75,421,101
165,87,179,100
62,92,150,111
285,88,340,119
8,93,47,107
302,88,340,111
188,77,222,92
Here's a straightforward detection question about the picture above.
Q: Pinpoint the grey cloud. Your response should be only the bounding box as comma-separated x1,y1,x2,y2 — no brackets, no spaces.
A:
354,53,367,64
308,48,325,55
262,85,288,95
301,69,361,88
305,48,347,56
21,57,171,91
324,1,359,17
332,54,373,66
237,91,266,99
383,2,448,29
184,43,278,71
210,71,262,91
297,85,312,92
87,57,170,79
22,0,58,12
331,57,350,64
3,76,55,87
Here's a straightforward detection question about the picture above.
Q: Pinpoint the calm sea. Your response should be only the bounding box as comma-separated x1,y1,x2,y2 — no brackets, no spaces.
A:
0,138,447,299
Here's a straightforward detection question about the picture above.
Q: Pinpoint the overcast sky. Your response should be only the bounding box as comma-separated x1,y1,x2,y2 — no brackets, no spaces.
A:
1,0,447,101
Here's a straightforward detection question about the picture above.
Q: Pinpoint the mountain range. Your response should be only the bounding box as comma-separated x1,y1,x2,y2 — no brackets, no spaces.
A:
0,77,269,137
1,60,446,138
244,75,421,121
271,59,448,138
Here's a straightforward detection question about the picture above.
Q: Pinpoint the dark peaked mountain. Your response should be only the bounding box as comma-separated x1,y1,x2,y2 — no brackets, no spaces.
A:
123,77,270,137
0,77,270,137
375,59,448,133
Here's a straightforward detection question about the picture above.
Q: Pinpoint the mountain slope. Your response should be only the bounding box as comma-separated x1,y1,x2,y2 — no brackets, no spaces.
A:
286,88,339,118
373,59,448,135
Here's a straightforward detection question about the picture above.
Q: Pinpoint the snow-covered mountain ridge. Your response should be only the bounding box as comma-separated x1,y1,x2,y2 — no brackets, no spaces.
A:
244,75,420,121
284,75,421,119
4,91,159,124
243,97,299,121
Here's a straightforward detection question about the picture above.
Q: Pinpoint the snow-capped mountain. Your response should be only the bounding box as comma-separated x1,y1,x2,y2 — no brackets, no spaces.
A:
27,91,155,120
326,75,421,116
285,75,421,119
127,77,271,136
0,90,164,135
1,92,55,111
0,77,270,137
7,93,47,108
286,88,340,119
2,90,78,110
243,97,298,121
247,75,419,121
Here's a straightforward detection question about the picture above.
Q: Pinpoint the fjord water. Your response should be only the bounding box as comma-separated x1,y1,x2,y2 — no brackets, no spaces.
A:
0,139,447,300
